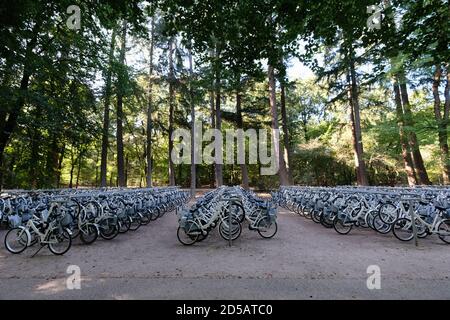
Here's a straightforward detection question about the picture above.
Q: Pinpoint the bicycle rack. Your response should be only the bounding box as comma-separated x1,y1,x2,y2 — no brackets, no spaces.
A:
220,196,242,247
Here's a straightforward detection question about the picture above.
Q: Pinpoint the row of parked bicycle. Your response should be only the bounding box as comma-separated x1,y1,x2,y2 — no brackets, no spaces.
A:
274,186,450,244
177,186,278,245
2,187,189,255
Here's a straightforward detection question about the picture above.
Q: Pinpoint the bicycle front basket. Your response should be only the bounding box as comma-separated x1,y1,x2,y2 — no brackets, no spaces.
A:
60,213,73,227
444,209,450,219
8,214,22,228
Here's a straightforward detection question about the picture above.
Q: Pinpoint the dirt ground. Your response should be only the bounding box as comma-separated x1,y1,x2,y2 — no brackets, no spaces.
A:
1,196,450,300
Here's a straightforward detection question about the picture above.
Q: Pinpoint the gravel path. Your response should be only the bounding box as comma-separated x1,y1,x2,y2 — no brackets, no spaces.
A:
1,204,449,299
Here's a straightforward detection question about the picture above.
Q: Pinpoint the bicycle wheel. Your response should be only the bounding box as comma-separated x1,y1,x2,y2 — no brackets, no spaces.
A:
48,229,72,255
392,218,414,242
230,202,245,223
333,218,353,235
149,209,159,221
365,210,377,230
303,207,312,219
256,217,277,239
80,224,98,244
177,226,199,245
219,217,242,241
320,211,334,228
4,227,29,254
139,212,151,225
311,210,321,223
373,214,392,234
158,207,166,218
118,216,131,233
151,208,160,221
438,219,450,244
69,225,80,239
99,217,119,240
378,203,399,224
129,214,142,231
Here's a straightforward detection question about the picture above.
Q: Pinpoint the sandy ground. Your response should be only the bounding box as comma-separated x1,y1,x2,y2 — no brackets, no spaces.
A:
0,199,449,300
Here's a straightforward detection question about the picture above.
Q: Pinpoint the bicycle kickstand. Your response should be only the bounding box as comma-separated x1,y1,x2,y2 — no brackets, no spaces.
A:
31,244,46,258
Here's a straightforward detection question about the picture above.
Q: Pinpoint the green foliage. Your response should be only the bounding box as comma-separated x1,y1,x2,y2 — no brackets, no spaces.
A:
0,0,448,189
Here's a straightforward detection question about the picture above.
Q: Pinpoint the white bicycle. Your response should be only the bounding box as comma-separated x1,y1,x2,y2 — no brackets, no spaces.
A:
4,202,72,255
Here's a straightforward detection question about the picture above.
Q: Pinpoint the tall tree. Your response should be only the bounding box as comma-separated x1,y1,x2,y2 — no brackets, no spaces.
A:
348,50,369,186
393,77,417,185
268,65,290,185
100,27,117,187
188,47,196,196
116,20,127,187
146,17,155,187
236,89,249,189
433,65,450,184
0,14,43,190
214,47,224,187
168,38,176,186
398,75,431,185
279,68,293,184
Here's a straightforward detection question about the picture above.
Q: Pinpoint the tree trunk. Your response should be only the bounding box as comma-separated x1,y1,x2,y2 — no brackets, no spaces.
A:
188,48,196,196
146,18,154,188
302,113,309,142
29,129,39,189
168,38,176,186
280,81,293,184
209,88,216,188
433,64,450,184
116,20,127,187
268,64,289,186
215,63,223,187
348,57,369,186
399,75,431,184
100,27,117,187
445,66,450,181
76,149,83,189
57,144,65,188
125,154,129,186
94,148,99,187
236,91,249,189
69,147,76,189
393,78,417,185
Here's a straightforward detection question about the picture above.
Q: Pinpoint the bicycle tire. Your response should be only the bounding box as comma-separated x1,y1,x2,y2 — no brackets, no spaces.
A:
99,218,119,240
4,227,29,254
378,203,398,225
256,218,277,238
48,229,72,255
392,218,414,242
80,224,98,244
177,226,199,245
129,215,142,231
373,214,392,234
118,216,131,233
438,219,450,244
333,218,353,235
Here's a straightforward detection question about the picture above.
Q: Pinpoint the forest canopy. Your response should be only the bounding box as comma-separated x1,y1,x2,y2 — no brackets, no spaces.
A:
0,0,449,190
